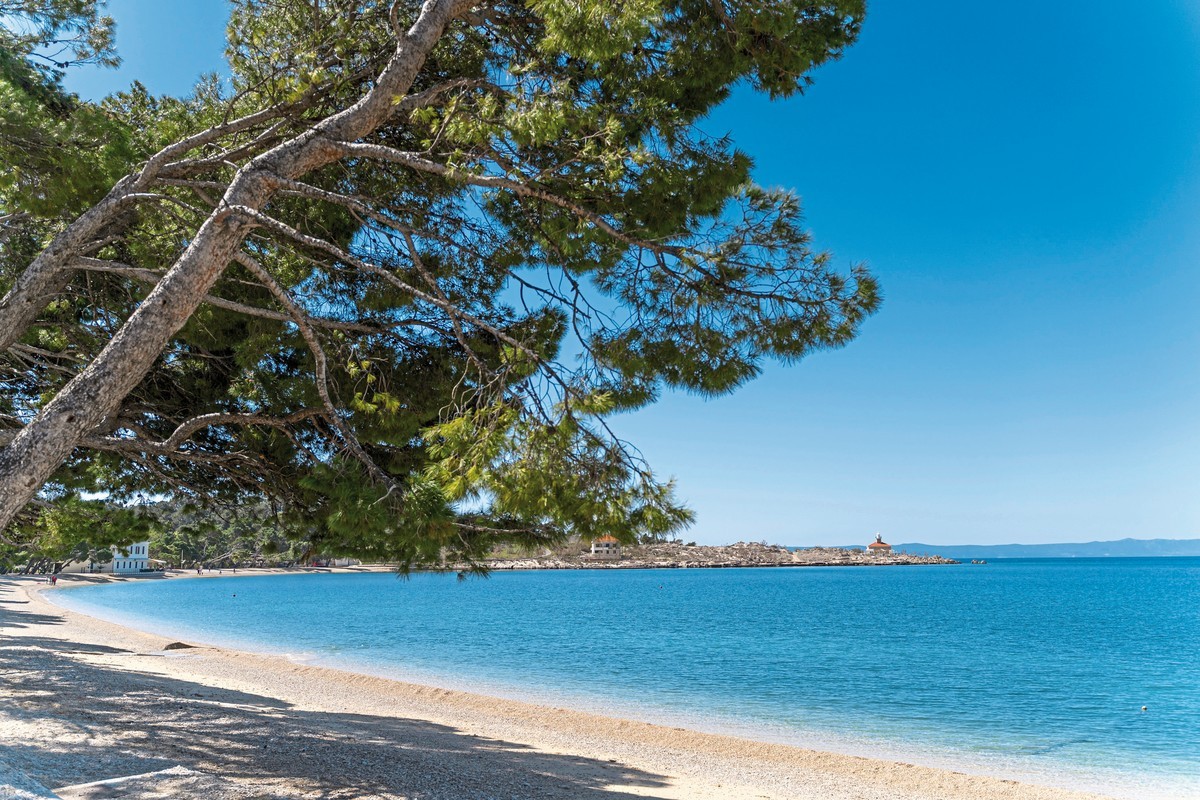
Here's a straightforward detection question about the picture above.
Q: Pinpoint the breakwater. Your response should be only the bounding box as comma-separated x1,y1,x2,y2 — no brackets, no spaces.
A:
477,540,957,570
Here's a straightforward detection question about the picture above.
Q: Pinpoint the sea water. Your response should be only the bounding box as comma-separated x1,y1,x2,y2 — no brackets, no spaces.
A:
52,558,1200,798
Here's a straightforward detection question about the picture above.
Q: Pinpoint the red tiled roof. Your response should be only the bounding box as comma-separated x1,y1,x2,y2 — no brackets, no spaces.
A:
594,535,620,543
868,540,891,549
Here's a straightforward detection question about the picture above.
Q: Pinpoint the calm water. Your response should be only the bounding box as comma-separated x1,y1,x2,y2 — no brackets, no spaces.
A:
53,559,1200,798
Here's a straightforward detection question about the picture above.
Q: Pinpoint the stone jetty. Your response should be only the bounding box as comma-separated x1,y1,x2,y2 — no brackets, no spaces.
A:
479,540,957,570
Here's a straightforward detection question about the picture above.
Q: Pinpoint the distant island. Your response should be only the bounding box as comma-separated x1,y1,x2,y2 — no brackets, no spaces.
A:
875,537,1200,560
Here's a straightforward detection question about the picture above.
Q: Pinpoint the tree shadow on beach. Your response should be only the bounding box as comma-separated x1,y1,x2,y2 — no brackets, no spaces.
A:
0,629,677,799
4,637,129,656
0,606,66,629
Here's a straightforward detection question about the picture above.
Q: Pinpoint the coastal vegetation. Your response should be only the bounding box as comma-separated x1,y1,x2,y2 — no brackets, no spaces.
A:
0,495,319,572
0,0,876,568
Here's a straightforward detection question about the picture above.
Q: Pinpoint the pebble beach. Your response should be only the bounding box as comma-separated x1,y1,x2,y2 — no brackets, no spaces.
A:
0,571,1115,800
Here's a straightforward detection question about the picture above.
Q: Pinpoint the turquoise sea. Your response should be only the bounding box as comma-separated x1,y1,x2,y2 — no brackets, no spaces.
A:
52,559,1200,799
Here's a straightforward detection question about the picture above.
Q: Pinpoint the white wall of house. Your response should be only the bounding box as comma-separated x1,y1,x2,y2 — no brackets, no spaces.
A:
309,557,361,567
60,541,156,574
111,541,150,574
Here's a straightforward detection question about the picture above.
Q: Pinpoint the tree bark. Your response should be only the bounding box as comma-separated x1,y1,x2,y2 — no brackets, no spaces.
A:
0,175,140,351
0,95,316,351
0,0,468,530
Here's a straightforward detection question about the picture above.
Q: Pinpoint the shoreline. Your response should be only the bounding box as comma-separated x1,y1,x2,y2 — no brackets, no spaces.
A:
3,572,1118,800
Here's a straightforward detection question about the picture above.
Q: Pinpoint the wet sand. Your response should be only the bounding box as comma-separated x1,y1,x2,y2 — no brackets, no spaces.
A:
0,572,1113,799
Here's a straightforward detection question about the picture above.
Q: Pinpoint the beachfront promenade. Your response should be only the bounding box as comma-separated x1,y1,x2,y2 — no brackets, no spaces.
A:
0,572,1111,800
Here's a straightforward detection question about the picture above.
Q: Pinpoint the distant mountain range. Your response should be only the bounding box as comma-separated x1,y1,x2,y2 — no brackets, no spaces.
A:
867,538,1200,559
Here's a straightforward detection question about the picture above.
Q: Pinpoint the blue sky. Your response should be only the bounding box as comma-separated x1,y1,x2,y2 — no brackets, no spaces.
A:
63,1,1200,546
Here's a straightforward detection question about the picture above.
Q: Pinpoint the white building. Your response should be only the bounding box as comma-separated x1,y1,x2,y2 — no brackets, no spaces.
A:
111,541,152,574
308,557,360,568
60,540,156,574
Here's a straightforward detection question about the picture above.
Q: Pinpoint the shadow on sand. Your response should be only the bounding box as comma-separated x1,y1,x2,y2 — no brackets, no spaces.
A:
0,616,675,799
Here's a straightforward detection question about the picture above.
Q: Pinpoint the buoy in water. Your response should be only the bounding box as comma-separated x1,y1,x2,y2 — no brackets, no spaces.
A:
1141,706,1148,712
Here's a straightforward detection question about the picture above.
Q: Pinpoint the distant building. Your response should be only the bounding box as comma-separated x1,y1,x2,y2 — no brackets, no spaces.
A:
110,541,151,573
590,535,622,560
60,541,157,574
867,534,892,556
308,557,360,567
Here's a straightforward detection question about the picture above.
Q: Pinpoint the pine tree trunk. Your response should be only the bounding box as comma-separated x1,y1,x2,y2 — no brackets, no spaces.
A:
0,175,139,351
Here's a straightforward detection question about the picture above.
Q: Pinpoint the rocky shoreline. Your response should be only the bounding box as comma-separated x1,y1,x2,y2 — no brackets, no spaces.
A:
479,540,958,570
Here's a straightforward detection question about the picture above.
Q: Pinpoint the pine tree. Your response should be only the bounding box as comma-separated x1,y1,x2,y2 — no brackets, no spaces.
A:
0,0,878,567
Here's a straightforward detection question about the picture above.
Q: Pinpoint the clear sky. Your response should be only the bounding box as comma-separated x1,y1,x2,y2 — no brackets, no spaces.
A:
63,0,1200,546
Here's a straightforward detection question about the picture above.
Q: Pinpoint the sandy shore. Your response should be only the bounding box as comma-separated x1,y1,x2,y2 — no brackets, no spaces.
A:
0,572,1114,800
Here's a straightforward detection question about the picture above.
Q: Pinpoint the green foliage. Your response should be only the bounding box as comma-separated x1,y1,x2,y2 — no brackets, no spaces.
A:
149,499,303,568
0,1,130,216
2,0,879,571
532,0,663,62
0,70,135,215
424,401,693,543
0,1,118,72
0,494,156,572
